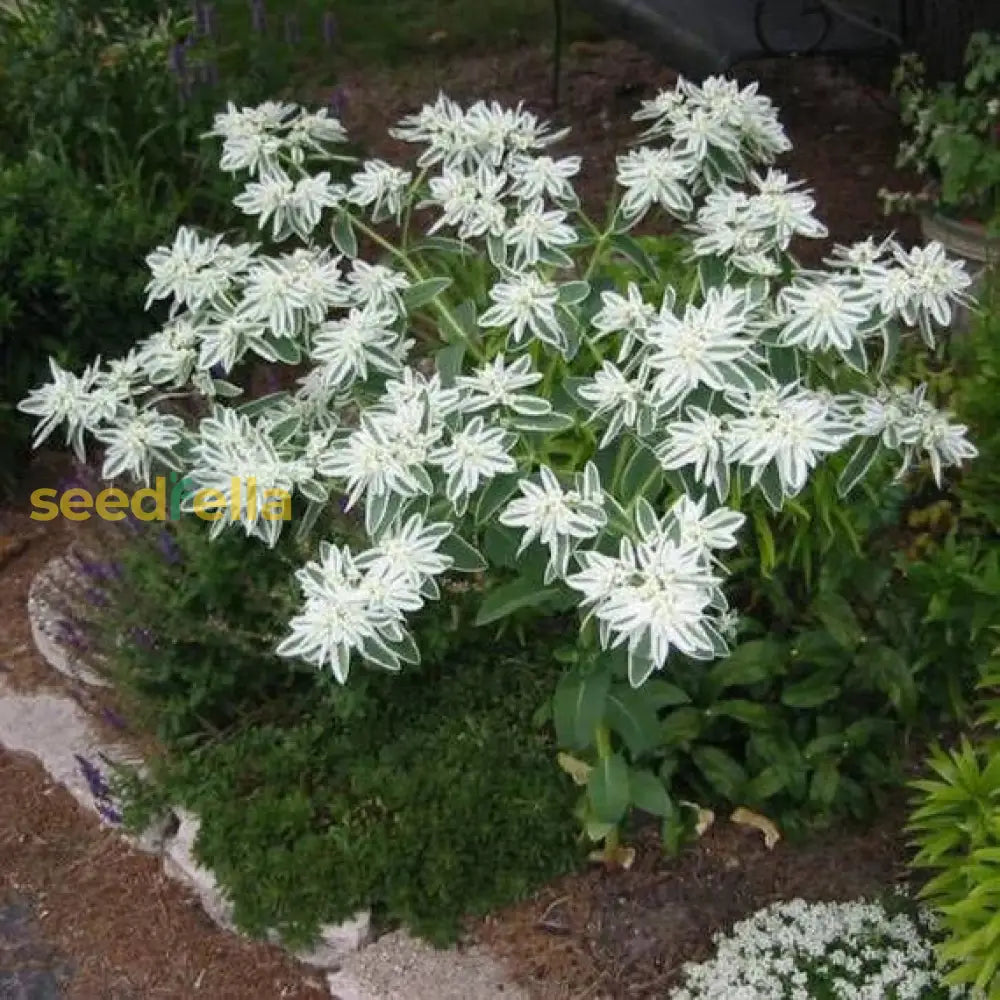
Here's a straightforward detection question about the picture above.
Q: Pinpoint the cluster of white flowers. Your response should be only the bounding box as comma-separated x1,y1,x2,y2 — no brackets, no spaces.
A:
669,898,975,1000
18,74,979,684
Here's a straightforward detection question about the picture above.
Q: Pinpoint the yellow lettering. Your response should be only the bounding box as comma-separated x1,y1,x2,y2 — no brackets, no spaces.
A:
261,490,292,522
95,487,129,521
60,488,93,522
194,488,225,521
29,488,59,521
131,477,167,522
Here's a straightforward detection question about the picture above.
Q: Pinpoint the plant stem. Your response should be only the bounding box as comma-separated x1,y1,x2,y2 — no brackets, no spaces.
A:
594,722,620,851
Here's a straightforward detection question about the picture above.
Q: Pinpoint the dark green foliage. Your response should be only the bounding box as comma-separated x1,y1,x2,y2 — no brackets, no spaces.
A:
93,518,579,946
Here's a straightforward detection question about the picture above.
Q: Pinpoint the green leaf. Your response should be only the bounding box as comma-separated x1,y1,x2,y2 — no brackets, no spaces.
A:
692,746,747,800
558,280,591,305
609,233,658,282
331,213,357,257
811,592,862,650
660,707,704,746
642,680,690,709
629,769,674,818
439,533,487,572
605,685,659,757
587,751,630,824
475,473,521,525
697,254,727,293
411,235,469,255
403,276,453,309
510,410,575,433
707,639,785,693
809,758,840,807
435,343,465,387
481,523,521,568
553,668,611,750
709,699,776,730
619,443,663,503
781,672,841,709
475,577,559,626
837,437,881,497
744,765,787,802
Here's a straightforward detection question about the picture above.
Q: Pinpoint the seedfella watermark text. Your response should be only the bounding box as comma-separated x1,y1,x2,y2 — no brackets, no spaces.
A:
30,475,292,523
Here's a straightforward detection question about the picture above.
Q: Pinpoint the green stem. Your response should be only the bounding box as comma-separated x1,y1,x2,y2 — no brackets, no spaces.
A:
594,723,620,851
399,166,428,252
347,212,486,362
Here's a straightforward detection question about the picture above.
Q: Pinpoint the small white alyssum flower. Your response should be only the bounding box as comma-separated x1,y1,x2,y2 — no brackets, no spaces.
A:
668,897,972,1000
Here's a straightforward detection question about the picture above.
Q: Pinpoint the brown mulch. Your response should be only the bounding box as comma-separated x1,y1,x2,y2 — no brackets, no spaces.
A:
481,810,911,1000
0,488,330,999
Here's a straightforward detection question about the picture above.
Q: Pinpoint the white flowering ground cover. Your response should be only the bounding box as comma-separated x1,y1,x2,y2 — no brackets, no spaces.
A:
669,898,977,1000
18,75,978,692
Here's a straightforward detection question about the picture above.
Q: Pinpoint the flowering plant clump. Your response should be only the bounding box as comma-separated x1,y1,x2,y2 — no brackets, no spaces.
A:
19,78,977,845
882,32,1000,229
669,898,976,1000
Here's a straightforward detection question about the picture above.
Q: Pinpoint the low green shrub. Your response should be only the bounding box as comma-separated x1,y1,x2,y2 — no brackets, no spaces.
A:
80,518,578,945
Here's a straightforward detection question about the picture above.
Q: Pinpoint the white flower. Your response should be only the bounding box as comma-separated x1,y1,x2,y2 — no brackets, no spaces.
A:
507,154,581,202
726,385,854,498
17,358,104,460
504,198,576,267
426,162,507,239
348,159,413,220
208,100,296,177
616,146,695,220
646,285,758,412
656,406,729,499
95,408,185,483
777,277,874,353
144,227,256,315
240,249,343,340
578,362,647,446
669,495,745,553
888,241,972,341
456,354,546,415
500,464,606,581
429,416,517,511
138,317,200,386
341,260,410,313
278,542,421,681
234,171,345,240
591,283,658,360
184,408,296,546
309,304,403,389
747,170,828,247
478,272,564,352
356,514,454,588
197,309,269,373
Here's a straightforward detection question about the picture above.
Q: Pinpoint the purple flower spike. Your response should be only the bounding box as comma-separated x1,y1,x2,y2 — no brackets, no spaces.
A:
129,626,156,651
74,754,111,800
203,2,217,40
322,10,337,47
284,12,301,46
168,40,188,77
97,802,123,825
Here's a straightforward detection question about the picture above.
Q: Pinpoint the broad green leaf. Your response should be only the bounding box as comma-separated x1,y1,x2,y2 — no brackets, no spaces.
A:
558,280,591,305
510,410,575,433
629,768,674,818
811,591,862,650
475,473,521,525
709,699,776,729
619,443,663,503
706,638,785,693
660,707,704,745
403,276,453,309
439,532,487,572
642,679,690,709
605,685,659,757
781,672,841,709
481,522,521,567
809,758,840,807
475,576,559,625
692,746,747,800
411,235,469,255
744,765,787,802
553,668,611,749
331,212,357,257
697,254,727,293
587,751,630,824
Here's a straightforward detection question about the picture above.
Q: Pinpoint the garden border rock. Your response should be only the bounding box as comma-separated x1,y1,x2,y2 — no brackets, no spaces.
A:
4,552,528,1000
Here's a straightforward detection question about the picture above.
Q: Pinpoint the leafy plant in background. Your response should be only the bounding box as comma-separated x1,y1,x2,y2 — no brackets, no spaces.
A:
0,0,344,491
909,652,1000,1000
882,31,1000,230
22,77,980,862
